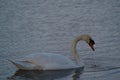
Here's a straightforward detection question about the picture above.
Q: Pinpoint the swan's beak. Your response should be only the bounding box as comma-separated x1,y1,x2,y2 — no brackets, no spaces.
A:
89,43,95,51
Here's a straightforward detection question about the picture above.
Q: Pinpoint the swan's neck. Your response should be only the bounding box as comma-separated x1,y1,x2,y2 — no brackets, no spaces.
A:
71,36,82,64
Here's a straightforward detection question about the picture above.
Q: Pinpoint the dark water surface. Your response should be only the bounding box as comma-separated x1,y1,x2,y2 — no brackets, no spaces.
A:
0,0,120,80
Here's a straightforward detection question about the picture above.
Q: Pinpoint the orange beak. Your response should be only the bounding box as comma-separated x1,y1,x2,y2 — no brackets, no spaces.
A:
89,43,95,51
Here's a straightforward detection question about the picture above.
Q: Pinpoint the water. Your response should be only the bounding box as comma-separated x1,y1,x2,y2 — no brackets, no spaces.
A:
0,0,120,80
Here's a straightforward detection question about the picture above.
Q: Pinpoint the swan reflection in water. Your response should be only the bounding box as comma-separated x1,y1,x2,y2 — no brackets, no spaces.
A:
7,67,84,80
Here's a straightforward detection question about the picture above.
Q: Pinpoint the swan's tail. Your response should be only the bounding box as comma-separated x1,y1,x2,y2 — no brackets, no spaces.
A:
7,59,40,70
7,59,30,69
7,59,17,66
7,59,24,69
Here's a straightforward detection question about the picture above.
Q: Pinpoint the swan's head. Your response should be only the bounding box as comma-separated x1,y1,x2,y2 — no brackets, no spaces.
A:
88,38,95,51
80,34,95,51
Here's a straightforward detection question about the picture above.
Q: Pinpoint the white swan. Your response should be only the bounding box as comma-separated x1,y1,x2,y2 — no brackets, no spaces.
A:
9,34,95,70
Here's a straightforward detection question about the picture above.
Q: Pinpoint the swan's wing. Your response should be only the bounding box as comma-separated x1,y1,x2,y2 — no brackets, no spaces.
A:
24,53,82,70
24,53,78,70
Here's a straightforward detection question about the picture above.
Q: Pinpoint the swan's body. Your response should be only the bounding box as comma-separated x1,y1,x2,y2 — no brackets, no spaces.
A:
10,53,82,70
9,34,95,70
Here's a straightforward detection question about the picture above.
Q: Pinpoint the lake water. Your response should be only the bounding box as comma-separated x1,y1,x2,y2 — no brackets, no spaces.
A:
0,0,120,80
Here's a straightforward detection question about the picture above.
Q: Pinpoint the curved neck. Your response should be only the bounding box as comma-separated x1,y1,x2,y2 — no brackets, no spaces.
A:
71,36,82,64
